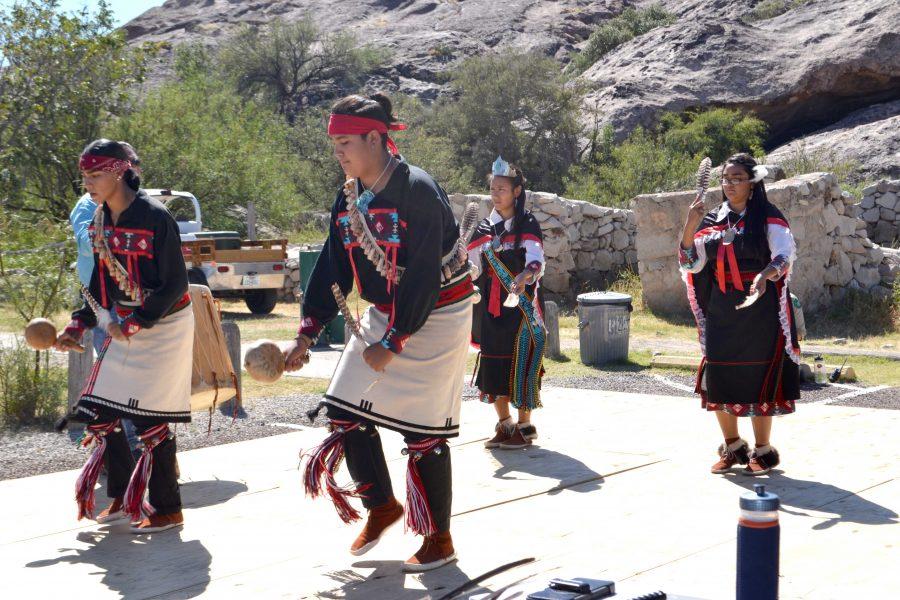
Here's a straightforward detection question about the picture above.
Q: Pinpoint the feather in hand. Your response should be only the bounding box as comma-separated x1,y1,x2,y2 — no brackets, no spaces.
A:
696,156,712,200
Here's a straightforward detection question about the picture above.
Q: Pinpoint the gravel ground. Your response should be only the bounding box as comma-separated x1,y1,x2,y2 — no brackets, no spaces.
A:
545,372,900,409
2,376,895,481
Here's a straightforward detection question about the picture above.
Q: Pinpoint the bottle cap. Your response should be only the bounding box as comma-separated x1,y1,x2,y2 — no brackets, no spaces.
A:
740,483,780,512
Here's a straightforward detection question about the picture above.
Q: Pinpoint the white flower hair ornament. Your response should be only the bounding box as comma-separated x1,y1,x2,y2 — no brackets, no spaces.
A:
751,165,769,183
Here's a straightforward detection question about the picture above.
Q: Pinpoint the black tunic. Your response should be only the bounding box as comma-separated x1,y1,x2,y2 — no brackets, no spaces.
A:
72,190,190,331
681,202,800,416
470,212,545,406
301,161,466,350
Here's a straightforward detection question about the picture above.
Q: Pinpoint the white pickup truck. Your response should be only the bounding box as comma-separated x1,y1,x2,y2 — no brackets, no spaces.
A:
148,189,287,314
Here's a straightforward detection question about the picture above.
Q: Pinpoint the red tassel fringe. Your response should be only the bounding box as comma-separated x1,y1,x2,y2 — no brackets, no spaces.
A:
75,420,120,520
300,420,370,524
122,423,170,521
404,438,444,536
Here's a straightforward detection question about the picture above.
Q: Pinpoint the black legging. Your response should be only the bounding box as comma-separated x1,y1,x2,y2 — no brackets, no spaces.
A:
97,416,182,516
326,404,452,533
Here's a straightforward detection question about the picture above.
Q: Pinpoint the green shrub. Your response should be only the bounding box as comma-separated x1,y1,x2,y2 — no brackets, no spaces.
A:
0,212,76,322
435,50,586,194
110,69,321,231
390,96,476,194
659,108,766,167
0,341,67,428
567,126,695,207
744,0,812,23
569,4,676,74
566,108,767,206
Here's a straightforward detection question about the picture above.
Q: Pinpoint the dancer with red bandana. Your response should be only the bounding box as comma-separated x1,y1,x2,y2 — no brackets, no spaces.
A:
679,153,801,476
284,93,474,572
55,139,192,533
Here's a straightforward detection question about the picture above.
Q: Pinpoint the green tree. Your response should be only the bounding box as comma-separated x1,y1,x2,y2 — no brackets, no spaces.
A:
567,108,767,206
219,17,387,124
110,64,324,231
0,209,75,427
659,108,766,166
390,96,476,194
0,0,152,220
436,50,586,193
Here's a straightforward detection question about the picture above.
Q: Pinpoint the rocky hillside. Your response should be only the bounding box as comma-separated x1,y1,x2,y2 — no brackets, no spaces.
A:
124,0,900,179
124,0,623,99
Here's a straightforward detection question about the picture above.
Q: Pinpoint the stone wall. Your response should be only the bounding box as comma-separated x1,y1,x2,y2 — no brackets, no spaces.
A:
447,192,636,296
634,173,894,316
279,173,897,309
858,180,900,246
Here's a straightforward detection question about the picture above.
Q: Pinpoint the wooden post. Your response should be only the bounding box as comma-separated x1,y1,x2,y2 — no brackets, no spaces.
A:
544,301,562,359
66,329,94,438
221,320,243,415
247,202,258,241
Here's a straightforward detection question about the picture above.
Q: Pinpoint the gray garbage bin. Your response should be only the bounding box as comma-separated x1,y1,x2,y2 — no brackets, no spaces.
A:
577,291,633,365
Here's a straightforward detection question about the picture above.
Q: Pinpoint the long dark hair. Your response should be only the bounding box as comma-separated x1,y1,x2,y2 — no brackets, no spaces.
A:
723,153,769,251
330,92,399,152
81,139,142,192
491,164,528,249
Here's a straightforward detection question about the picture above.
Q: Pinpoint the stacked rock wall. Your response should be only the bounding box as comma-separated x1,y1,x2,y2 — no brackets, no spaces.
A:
447,192,636,296
634,173,894,316
858,180,900,247
279,173,897,310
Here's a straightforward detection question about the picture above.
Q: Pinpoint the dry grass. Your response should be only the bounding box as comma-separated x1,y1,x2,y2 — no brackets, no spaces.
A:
241,372,329,402
0,304,70,333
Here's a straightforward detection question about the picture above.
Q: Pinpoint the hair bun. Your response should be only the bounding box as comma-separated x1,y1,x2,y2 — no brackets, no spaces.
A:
368,92,397,123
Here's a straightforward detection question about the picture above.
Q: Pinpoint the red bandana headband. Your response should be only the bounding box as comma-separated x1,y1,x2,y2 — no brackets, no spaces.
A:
327,114,407,156
79,154,132,174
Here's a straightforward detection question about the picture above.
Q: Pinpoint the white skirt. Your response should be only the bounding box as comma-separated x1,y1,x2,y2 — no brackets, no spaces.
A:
325,299,473,437
76,305,194,423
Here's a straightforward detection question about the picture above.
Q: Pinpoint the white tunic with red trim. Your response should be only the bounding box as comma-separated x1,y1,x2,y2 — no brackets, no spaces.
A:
67,191,193,423
300,162,475,437
679,201,801,417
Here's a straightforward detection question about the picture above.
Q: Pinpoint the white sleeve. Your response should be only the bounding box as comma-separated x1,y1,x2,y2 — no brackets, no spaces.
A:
467,244,484,279
523,239,545,280
766,223,796,264
679,236,709,274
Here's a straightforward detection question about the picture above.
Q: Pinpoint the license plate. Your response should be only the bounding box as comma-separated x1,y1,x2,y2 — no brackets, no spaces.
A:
242,275,260,287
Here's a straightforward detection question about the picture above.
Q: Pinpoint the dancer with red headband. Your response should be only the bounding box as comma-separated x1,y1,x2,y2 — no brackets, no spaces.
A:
55,139,192,533
679,153,800,476
284,93,475,572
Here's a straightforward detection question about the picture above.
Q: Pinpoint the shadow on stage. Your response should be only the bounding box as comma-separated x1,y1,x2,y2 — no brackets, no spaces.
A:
723,471,897,530
24,478,248,598
320,559,499,600
490,445,604,495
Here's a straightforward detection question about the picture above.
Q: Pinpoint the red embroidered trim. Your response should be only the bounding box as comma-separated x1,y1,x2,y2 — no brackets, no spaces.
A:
299,315,323,338
467,235,491,251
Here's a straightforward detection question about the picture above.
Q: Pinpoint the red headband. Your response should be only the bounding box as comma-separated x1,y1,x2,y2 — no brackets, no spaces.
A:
79,154,132,174
327,114,407,155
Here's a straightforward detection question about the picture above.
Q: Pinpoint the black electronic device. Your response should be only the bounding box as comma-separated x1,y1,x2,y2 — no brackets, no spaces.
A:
527,577,615,600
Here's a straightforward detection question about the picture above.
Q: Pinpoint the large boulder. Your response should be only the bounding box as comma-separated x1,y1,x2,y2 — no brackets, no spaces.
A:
581,1,900,148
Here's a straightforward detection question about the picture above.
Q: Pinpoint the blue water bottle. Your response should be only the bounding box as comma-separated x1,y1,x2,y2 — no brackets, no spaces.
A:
737,484,780,600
